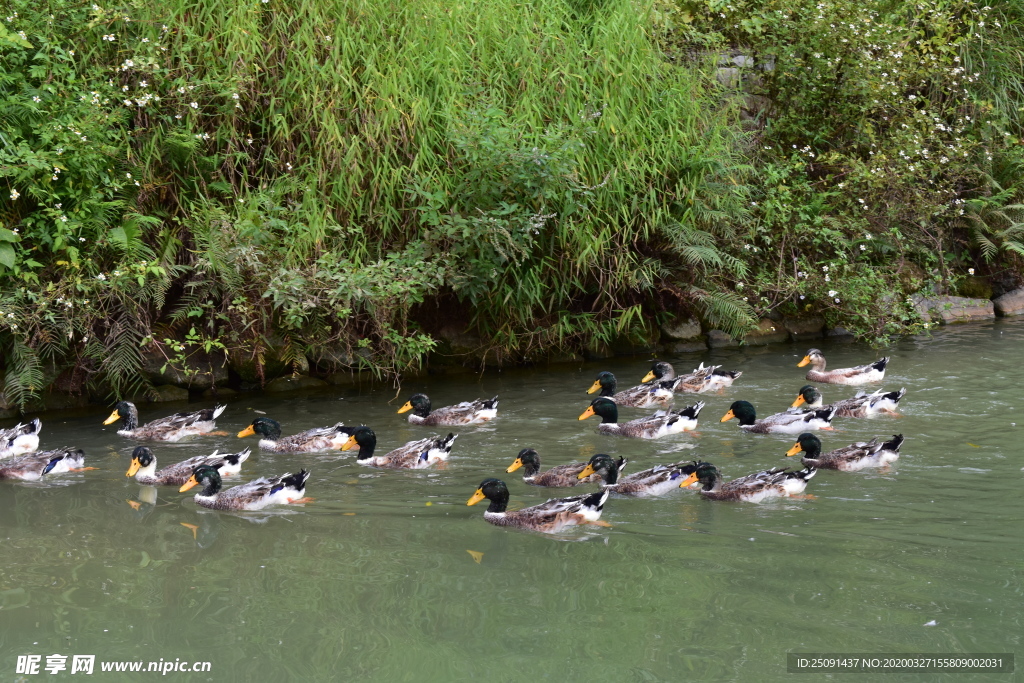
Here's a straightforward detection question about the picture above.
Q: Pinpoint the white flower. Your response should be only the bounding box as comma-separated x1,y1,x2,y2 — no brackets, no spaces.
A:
824,275,831,282
60,215,68,222
126,172,132,178
828,290,838,297
190,101,198,108
799,295,806,300
9,189,19,200
55,203,61,208
968,268,975,275
79,237,86,242
139,80,147,88
232,93,239,99
859,244,867,251
822,265,829,272
96,273,107,281
32,95,41,102
141,37,148,42
834,297,841,303
122,85,129,91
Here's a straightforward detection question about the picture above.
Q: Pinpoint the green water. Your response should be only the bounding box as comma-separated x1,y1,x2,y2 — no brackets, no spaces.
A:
2,322,1022,681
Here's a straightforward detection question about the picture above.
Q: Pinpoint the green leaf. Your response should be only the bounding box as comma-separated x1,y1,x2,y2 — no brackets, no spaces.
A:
0,243,15,269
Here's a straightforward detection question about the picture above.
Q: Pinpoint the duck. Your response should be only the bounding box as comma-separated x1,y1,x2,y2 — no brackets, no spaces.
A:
786,432,904,471
0,418,41,459
587,371,675,409
578,397,704,438
721,400,836,434
466,478,610,533
505,448,602,487
679,461,817,502
0,447,88,481
179,464,312,511
397,393,498,426
103,402,226,441
237,417,355,453
791,385,906,417
577,453,700,497
798,349,889,385
340,426,457,469
125,445,250,486
642,361,742,393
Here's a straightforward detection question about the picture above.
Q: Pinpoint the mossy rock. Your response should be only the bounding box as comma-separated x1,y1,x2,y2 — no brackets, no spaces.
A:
148,385,190,402
956,276,993,300
264,375,329,393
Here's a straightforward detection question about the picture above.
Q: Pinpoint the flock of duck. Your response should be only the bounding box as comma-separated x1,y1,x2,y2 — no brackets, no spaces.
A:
0,348,907,533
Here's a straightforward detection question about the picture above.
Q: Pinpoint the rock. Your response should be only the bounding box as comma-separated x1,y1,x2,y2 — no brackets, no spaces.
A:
325,371,376,386
707,330,740,348
228,345,288,385
662,341,708,353
148,385,189,402
202,387,238,399
661,316,702,341
825,327,856,341
141,341,229,390
912,295,995,324
993,287,1024,317
783,316,825,341
264,376,329,393
742,319,789,346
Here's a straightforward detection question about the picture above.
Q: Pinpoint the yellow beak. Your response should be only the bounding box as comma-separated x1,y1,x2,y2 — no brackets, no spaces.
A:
791,395,806,408
397,401,413,414
678,471,700,488
179,475,199,493
467,489,486,506
577,463,596,479
720,409,736,423
506,458,523,474
786,443,804,457
797,356,811,367
341,434,358,451
641,370,656,383
125,459,140,477
586,380,602,395
578,406,596,420
103,409,120,425
237,424,255,438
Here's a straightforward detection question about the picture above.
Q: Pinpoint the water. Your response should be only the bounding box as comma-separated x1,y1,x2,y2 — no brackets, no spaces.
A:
2,321,1022,681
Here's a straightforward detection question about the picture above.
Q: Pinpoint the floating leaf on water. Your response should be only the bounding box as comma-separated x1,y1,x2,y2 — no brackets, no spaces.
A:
966,443,980,448
139,551,151,568
466,550,484,564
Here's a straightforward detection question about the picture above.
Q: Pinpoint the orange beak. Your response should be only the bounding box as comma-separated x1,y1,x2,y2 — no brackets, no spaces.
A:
237,424,255,438
791,395,806,408
678,472,700,488
341,434,358,451
577,463,597,479
506,458,524,474
578,406,596,421
586,380,602,395
179,475,199,493
467,489,486,506
797,356,811,367
720,409,736,423
397,401,413,414
103,409,120,425
786,443,803,457
641,370,656,383
125,459,140,477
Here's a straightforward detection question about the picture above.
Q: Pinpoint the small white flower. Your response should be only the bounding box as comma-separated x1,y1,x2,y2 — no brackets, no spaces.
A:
859,244,866,251
55,203,61,208
60,215,68,222
968,268,975,275
202,132,210,140
126,172,132,178
69,49,75,56
141,37,148,42
834,297,841,303
828,290,838,297
824,275,831,282
799,295,806,300
79,237,86,242
139,80,147,88
9,189,19,200
822,265,829,272
32,95,41,102
175,114,182,119
122,85,129,91
190,101,198,108
232,93,239,99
